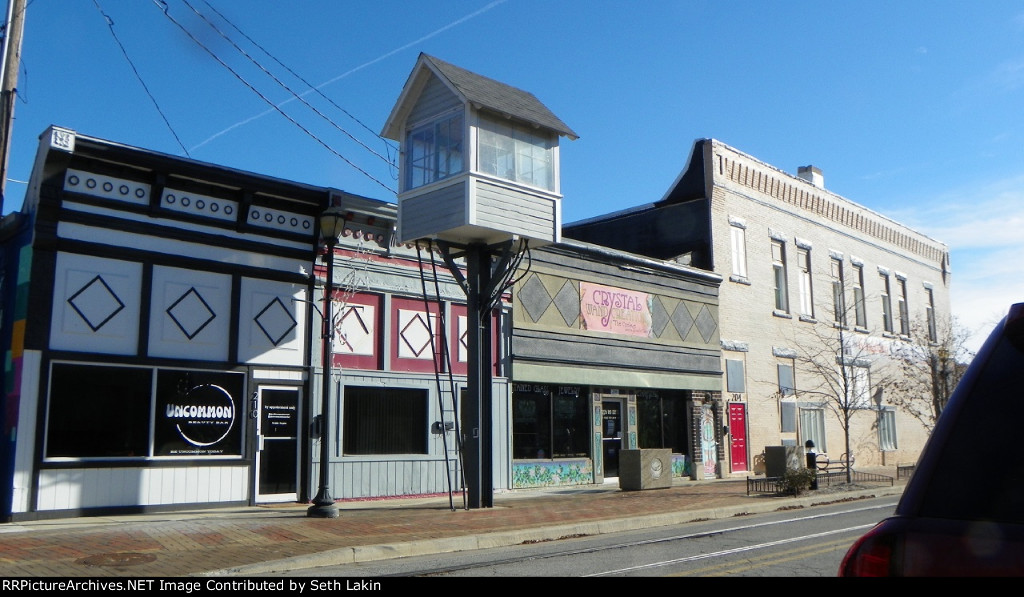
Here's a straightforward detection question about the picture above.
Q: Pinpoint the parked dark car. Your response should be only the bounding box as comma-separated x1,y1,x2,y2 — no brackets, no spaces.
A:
839,302,1024,576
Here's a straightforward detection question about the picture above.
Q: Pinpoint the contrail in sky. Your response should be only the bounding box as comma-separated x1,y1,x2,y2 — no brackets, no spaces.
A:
190,0,508,153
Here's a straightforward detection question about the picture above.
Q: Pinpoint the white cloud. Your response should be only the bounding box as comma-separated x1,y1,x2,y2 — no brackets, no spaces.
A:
951,246,1024,353
902,176,1024,248
905,176,1024,353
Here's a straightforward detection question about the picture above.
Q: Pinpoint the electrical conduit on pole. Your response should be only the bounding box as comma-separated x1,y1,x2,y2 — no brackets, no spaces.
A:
0,0,26,213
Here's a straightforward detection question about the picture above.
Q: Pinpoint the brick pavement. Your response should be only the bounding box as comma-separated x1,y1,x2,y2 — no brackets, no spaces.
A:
0,473,906,578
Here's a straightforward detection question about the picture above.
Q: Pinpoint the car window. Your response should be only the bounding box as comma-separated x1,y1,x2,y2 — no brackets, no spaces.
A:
916,333,1024,523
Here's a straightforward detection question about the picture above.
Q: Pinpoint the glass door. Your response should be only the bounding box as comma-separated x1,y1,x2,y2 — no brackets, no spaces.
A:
254,386,301,503
602,399,624,478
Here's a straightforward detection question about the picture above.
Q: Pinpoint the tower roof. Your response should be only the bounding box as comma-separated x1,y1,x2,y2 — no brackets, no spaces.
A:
381,53,578,141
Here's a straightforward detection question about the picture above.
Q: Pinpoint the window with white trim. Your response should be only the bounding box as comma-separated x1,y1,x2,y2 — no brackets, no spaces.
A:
880,272,893,333
406,112,464,189
831,257,846,326
852,263,867,328
926,286,937,342
896,277,910,336
772,240,789,313
878,408,898,451
45,363,245,460
730,224,748,279
846,365,871,409
800,407,826,453
478,113,555,191
797,248,814,318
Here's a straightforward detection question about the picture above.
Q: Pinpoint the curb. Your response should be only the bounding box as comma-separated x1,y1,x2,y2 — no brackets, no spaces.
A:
200,485,903,576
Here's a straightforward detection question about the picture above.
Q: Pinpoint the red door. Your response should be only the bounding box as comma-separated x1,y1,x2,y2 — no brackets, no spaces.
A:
728,403,748,473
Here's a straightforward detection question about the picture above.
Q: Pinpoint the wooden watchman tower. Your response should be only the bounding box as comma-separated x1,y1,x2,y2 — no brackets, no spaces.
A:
381,53,577,247
381,53,577,507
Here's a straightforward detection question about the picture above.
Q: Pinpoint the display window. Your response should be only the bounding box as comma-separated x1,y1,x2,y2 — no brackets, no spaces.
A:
342,386,428,455
637,390,689,453
45,362,245,460
512,385,589,459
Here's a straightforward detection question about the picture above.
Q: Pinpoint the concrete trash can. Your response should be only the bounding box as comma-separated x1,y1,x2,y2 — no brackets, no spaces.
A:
619,449,672,490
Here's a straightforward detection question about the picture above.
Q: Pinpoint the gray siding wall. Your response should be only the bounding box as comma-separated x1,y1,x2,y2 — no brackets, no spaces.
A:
474,179,557,242
334,458,456,499
319,241,513,496
398,182,467,242
408,75,462,126
328,371,510,499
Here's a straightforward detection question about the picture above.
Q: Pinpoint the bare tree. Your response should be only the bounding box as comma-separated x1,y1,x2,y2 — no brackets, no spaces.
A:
773,260,906,484
887,314,974,433
786,319,896,483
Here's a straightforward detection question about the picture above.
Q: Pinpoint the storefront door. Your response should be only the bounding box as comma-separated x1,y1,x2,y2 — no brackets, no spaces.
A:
602,399,624,478
254,386,301,503
728,402,748,473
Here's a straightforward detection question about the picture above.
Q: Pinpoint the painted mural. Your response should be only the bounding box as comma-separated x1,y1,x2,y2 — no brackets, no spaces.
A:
700,403,718,479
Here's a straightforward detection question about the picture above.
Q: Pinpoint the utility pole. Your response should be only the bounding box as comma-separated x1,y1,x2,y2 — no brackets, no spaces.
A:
0,0,26,214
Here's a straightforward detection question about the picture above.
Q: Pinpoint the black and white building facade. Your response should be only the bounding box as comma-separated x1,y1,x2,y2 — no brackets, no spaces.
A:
0,126,328,519
0,125,506,520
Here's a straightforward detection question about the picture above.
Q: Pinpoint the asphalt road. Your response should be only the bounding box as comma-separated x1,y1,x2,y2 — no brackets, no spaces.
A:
264,494,900,577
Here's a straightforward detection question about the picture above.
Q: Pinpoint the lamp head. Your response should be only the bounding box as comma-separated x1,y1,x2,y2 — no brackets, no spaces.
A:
319,209,348,246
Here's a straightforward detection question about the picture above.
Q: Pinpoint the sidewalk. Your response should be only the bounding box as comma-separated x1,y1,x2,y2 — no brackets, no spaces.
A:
0,471,906,577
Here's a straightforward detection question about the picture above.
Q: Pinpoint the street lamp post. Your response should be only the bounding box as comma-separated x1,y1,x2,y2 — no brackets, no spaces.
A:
307,210,347,519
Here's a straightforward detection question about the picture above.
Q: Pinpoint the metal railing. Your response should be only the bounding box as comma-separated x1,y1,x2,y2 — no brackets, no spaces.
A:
817,470,894,487
747,469,894,496
747,475,788,496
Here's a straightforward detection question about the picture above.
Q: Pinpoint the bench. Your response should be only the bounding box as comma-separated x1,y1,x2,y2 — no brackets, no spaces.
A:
814,453,854,473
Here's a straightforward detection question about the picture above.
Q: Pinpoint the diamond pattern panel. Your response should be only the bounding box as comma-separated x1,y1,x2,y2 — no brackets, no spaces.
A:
166,287,216,340
254,297,297,346
671,302,695,340
399,310,435,359
552,280,580,327
518,273,553,323
515,270,717,348
458,315,469,363
67,275,125,332
651,296,670,337
695,304,718,343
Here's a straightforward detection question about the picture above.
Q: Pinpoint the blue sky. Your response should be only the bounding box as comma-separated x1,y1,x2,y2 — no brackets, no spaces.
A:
4,0,1023,352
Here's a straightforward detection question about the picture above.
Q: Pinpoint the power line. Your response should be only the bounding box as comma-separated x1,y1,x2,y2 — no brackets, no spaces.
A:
152,0,396,194
92,0,191,157
182,1,507,190
196,0,399,166
183,0,397,169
